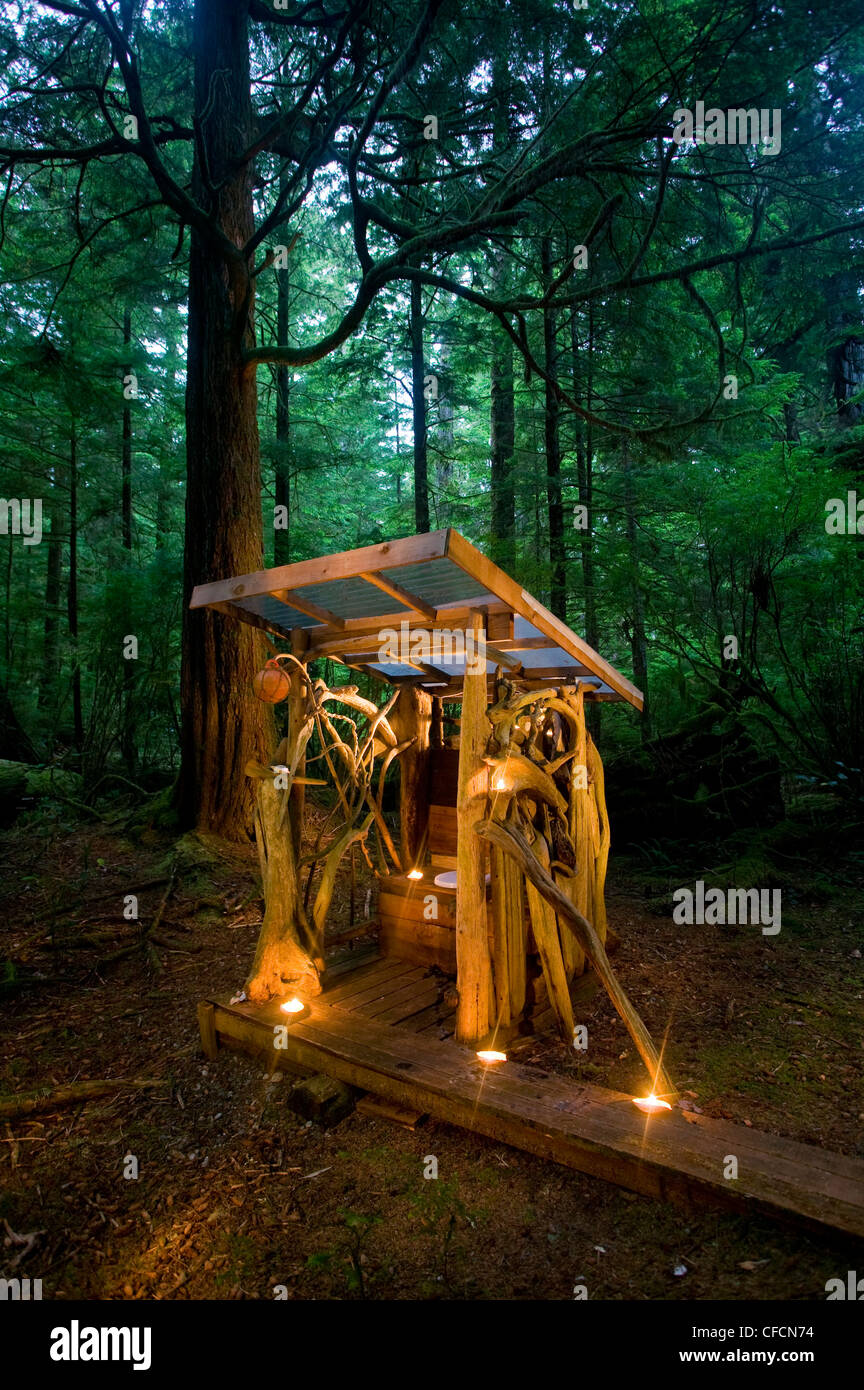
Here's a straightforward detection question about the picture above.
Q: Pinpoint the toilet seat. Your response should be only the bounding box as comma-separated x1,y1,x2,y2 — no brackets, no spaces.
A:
433,870,491,888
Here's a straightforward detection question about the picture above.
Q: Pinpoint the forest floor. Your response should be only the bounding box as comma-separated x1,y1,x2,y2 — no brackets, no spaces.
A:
0,800,862,1302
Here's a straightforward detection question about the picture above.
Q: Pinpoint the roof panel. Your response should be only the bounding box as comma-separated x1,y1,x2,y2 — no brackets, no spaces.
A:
518,647,584,669
231,595,316,629
385,556,492,607
290,576,406,621
189,529,643,710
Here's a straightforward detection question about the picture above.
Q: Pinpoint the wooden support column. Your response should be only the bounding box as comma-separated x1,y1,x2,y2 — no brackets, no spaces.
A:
587,734,610,943
392,684,432,871
525,833,574,1042
455,611,493,1045
430,695,444,750
244,760,321,1002
287,627,309,861
565,685,590,975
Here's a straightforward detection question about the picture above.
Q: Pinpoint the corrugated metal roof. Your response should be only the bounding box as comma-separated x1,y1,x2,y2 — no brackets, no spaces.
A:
189,530,643,710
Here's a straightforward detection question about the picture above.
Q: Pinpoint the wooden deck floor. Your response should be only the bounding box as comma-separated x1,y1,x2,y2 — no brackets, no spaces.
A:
198,956,864,1243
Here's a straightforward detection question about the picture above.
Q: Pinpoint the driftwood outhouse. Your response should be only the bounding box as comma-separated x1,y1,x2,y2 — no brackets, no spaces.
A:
190,529,675,1092
187,531,864,1241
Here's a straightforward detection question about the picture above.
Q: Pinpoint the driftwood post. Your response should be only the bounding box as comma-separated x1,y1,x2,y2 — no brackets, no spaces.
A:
455,610,493,1044
286,629,309,861
392,684,431,871
524,832,574,1041
475,816,677,1100
587,733,610,942
245,760,322,1001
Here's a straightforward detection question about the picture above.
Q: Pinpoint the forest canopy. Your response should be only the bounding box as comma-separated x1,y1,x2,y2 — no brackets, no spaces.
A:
0,0,862,839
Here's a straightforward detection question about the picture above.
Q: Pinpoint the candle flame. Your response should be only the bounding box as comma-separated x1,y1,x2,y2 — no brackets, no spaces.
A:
632,1092,672,1114
280,997,305,1014
406,868,424,881
476,1049,507,1064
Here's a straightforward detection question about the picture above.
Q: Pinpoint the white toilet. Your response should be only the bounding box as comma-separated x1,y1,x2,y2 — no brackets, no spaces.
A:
433,869,490,888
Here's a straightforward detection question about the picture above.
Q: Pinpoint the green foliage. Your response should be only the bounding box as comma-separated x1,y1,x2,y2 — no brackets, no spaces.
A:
0,0,862,832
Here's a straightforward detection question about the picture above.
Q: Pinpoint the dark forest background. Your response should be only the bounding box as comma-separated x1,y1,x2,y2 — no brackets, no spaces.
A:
0,0,862,858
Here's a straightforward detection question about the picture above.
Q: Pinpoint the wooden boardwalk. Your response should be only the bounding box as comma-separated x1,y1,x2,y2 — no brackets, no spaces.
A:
198,957,864,1243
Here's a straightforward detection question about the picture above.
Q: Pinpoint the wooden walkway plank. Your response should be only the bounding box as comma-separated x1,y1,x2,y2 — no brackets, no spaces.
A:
356,974,440,1020
203,993,864,1243
335,966,427,1011
321,958,418,1004
372,985,444,1026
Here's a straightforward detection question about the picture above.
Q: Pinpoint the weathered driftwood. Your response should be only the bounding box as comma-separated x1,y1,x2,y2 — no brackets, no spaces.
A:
455,611,493,1044
475,817,677,1100
484,749,568,817
553,866,586,979
524,833,574,1041
489,846,511,1030
391,684,431,871
311,811,374,952
490,839,526,1024
245,760,322,1002
587,733,610,942
559,685,588,976
286,633,312,858
315,694,402,871
246,666,417,1000
0,1078,169,1121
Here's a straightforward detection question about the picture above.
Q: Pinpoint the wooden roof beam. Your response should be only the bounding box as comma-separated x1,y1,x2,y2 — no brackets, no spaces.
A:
444,531,643,711
305,602,511,655
272,588,345,629
359,570,436,619
189,529,451,609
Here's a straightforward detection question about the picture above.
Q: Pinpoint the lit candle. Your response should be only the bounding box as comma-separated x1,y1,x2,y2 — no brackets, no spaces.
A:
632,1093,672,1114
476,1050,507,1064
406,868,424,881
280,997,306,1015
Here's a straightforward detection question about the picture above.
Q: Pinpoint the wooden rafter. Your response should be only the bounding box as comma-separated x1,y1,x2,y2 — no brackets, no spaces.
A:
359,569,436,618
274,588,345,629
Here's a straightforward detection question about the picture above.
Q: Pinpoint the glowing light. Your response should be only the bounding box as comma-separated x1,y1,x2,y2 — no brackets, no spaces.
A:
632,1093,672,1114
406,868,424,881
476,1050,507,1064
280,997,306,1015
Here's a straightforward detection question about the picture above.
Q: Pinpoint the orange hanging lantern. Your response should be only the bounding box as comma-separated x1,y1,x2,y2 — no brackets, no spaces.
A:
252,659,292,704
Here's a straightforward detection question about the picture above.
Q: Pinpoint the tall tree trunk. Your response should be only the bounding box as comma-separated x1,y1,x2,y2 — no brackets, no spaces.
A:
410,275,430,532
41,473,62,711
621,445,652,740
541,236,566,619
155,317,180,549
571,304,600,738
433,339,454,516
489,50,516,569
490,265,515,569
122,306,133,554
178,0,275,838
274,237,291,565
827,270,864,428
121,305,136,770
68,421,83,754
394,380,402,504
